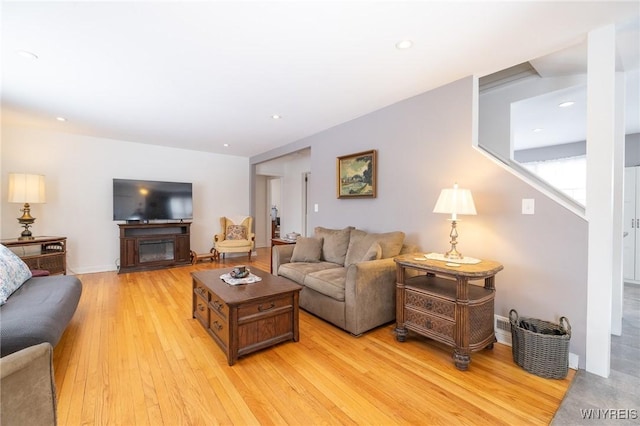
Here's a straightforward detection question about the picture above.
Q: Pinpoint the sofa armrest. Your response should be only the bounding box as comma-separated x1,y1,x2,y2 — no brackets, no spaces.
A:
344,257,397,335
1,343,57,426
272,244,295,275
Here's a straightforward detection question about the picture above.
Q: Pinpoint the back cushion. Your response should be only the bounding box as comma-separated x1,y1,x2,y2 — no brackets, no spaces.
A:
314,226,354,265
345,229,405,265
0,245,32,305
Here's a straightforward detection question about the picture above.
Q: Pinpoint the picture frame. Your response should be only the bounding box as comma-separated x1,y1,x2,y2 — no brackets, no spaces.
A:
336,149,377,198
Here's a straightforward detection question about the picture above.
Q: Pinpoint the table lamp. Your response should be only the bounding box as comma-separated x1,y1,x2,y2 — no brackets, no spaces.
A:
8,173,46,239
433,183,476,259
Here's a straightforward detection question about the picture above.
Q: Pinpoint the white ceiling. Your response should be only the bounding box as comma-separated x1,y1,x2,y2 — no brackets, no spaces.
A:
2,1,638,158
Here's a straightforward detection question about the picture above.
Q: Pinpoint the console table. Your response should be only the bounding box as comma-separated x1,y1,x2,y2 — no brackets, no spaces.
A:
118,222,191,273
394,253,503,371
1,236,67,275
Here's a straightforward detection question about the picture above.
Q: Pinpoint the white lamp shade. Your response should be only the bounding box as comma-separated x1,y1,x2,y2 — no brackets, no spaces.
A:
8,173,46,203
433,185,476,219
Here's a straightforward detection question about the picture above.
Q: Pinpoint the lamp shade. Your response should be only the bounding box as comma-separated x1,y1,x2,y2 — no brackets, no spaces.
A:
8,173,46,203
433,183,476,220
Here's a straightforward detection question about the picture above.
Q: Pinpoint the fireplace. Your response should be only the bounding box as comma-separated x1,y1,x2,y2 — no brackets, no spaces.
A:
139,239,175,263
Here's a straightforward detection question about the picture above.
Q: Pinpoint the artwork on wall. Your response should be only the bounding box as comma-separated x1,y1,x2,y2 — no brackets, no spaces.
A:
336,150,377,198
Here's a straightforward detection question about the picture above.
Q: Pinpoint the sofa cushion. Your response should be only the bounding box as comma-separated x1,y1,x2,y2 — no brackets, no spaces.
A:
0,275,82,357
278,262,341,284
314,226,353,265
304,268,347,301
290,237,323,263
0,245,32,305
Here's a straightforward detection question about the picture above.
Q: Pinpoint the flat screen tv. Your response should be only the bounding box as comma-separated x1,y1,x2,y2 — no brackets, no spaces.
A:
113,178,193,222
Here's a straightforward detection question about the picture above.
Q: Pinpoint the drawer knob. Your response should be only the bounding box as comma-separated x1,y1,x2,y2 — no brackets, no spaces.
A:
258,302,276,312
211,321,223,331
425,300,433,309
425,319,432,329
198,303,205,312
212,300,223,311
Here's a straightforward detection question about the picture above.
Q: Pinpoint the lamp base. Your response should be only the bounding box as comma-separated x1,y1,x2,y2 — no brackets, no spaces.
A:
444,247,463,260
17,202,36,240
444,219,464,260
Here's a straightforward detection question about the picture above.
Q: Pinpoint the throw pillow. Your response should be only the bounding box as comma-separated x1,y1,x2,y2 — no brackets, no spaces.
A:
290,237,323,263
226,225,247,240
314,226,354,265
0,245,32,305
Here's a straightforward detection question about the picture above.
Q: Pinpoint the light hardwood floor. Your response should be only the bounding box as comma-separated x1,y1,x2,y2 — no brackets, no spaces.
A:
53,248,574,425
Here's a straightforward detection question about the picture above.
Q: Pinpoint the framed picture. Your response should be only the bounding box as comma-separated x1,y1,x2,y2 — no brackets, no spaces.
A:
336,150,377,198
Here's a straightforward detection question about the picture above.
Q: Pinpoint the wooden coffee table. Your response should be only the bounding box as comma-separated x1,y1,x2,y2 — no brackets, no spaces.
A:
192,268,302,365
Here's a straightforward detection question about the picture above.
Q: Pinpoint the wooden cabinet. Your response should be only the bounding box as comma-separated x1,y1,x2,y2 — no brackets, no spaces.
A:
1,236,67,275
118,223,191,273
624,166,640,283
394,254,503,371
192,269,301,365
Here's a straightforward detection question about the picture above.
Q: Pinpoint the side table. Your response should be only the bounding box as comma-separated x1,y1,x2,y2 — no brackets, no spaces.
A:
1,236,67,275
394,253,503,371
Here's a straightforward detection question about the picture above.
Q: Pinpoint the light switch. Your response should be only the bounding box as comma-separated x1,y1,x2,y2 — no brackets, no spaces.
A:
314,203,319,212
522,198,535,215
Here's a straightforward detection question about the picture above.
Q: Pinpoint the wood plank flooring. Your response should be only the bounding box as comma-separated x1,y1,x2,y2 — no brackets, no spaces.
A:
53,247,574,425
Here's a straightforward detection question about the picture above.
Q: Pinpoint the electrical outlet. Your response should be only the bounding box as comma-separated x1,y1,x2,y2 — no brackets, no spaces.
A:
522,198,535,215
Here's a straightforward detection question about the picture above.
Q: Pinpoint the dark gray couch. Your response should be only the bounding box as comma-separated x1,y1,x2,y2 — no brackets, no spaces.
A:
0,275,82,357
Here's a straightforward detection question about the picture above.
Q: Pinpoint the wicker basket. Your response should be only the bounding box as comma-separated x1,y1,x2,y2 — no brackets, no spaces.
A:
509,309,571,379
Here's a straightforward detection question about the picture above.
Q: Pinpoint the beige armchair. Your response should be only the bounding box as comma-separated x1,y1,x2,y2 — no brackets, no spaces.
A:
212,216,255,261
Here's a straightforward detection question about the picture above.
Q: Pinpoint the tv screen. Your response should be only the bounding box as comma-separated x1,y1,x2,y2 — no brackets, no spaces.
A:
113,179,193,221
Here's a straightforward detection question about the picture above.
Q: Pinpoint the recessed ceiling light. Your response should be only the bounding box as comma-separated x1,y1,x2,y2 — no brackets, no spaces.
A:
395,40,413,50
558,101,575,108
16,50,38,60
223,143,229,147
56,116,66,122
272,114,282,120
533,128,543,133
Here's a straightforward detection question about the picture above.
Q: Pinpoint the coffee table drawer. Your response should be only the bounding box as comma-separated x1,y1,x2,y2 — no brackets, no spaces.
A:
194,297,209,327
237,294,293,319
209,315,230,348
209,291,229,320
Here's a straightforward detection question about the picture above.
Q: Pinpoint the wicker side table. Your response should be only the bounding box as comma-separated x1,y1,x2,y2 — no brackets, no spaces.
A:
394,253,503,371
1,236,67,275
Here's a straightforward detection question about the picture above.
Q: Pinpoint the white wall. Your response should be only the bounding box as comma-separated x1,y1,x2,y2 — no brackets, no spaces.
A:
255,151,311,242
252,77,590,367
1,125,249,273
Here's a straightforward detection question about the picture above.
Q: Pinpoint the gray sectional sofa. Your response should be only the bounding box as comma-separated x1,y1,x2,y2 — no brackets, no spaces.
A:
272,226,418,335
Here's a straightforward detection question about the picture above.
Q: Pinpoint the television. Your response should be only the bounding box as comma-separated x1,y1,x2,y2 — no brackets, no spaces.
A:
113,178,193,222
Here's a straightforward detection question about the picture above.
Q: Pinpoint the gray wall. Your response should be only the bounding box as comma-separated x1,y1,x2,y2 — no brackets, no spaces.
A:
254,77,589,366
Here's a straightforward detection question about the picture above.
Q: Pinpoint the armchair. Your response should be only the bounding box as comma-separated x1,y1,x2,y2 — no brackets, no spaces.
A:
212,216,255,261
